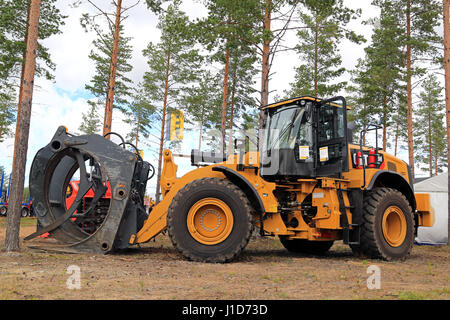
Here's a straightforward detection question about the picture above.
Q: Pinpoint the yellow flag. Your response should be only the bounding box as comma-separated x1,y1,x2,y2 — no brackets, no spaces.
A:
169,110,184,141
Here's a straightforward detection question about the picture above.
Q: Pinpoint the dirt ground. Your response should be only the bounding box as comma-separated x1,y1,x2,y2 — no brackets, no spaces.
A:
0,217,448,300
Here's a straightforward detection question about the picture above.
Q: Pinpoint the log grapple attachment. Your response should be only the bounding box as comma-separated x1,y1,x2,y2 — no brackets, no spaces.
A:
25,126,153,253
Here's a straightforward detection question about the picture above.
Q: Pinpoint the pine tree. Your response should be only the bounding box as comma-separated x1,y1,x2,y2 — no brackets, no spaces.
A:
4,0,41,252
443,0,450,246
258,0,304,129
349,4,405,151
142,0,202,202
347,59,379,145
181,70,222,151
78,101,101,135
0,0,65,141
286,0,364,98
124,87,157,149
225,37,259,152
198,0,262,153
373,0,442,176
0,86,16,141
76,0,146,136
414,75,447,175
82,22,134,119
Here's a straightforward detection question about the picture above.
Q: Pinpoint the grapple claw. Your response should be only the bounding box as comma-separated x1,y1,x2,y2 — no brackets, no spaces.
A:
26,126,151,254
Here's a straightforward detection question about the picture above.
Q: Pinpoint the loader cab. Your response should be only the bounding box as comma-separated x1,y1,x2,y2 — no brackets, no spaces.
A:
260,96,349,181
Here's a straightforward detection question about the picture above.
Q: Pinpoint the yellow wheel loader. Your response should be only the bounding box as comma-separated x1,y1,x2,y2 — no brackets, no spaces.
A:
25,96,434,262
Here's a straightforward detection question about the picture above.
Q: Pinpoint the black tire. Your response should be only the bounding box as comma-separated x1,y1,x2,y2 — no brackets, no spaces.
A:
279,236,334,255
0,206,7,216
353,187,414,260
21,207,29,217
167,177,253,263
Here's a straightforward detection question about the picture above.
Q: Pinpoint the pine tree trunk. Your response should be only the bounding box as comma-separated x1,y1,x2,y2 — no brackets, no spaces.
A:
103,0,122,138
434,150,438,176
259,0,271,131
228,85,236,155
406,0,415,178
428,110,433,177
135,106,140,149
362,105,367,146
394,119,399,156
382,95,387,151
11,3,31,164
362,121,366,146
314,16,319,97
155,49,171,204
442,0,450,245
4,0,41,252
220,45,230,155
198,105,204,151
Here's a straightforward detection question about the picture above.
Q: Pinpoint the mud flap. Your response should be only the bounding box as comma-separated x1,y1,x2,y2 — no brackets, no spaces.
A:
415,193,435,227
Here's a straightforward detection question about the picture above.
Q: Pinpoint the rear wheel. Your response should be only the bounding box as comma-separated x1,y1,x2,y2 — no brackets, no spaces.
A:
167,177,253,263
0,206,7,216
353,188,414,260
279,237,334,255
21,207,29,217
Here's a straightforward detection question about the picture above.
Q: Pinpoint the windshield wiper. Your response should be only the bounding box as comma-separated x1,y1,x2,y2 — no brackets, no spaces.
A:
267,109,303,151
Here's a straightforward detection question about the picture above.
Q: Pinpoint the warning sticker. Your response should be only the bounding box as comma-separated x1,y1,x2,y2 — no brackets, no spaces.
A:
299,146,309,160
319,146,329,162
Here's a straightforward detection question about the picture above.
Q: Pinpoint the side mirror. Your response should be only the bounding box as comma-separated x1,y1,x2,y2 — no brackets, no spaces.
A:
234,138,245,151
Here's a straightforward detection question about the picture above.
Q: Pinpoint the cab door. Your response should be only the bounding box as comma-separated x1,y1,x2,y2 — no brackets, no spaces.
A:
314,97,349,177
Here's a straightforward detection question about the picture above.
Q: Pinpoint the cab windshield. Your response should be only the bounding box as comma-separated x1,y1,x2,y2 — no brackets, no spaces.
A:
263,103,313,154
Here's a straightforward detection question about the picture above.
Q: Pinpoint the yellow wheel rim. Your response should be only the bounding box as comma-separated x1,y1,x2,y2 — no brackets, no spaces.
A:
187,198,234,245
382,205,407,247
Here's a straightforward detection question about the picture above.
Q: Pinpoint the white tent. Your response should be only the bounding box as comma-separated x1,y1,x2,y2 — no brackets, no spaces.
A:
414,172,448,245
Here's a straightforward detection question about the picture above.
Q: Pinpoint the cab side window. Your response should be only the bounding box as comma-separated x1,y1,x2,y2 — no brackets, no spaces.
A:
318,104,344,143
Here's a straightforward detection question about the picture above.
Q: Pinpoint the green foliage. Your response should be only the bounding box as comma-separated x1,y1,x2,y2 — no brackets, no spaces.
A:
197,0,263,53
347,2,405,149
83,22,134,114
142,0,202,144
78,101,101,135
181,70,222,130
286,0,364,98
144,0,168,13
224,38,259,138
414,75,447,175
124,87,158,146
373,0,442,71
0,85,16,141
0,0,66,140
0,0,66,81
195,0,262,149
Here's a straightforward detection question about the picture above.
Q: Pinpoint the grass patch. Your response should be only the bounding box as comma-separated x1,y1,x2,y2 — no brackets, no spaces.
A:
0,217,37,228
397,287,450,300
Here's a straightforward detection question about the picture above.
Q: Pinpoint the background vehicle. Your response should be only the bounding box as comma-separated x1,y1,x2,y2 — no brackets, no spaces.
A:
25,96,434,261
0,172,33,218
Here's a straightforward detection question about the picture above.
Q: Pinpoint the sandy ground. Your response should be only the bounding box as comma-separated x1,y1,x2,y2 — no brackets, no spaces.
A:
0,217,449,300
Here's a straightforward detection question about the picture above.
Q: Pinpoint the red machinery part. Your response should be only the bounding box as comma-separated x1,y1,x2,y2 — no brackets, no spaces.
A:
368,149,376,168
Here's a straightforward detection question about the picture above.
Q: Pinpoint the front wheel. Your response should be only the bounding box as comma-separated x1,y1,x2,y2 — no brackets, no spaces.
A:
167,178,253,263
354,188,414,260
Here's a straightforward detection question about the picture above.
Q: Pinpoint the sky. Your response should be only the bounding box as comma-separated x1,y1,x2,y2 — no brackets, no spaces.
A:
1,0,419,198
